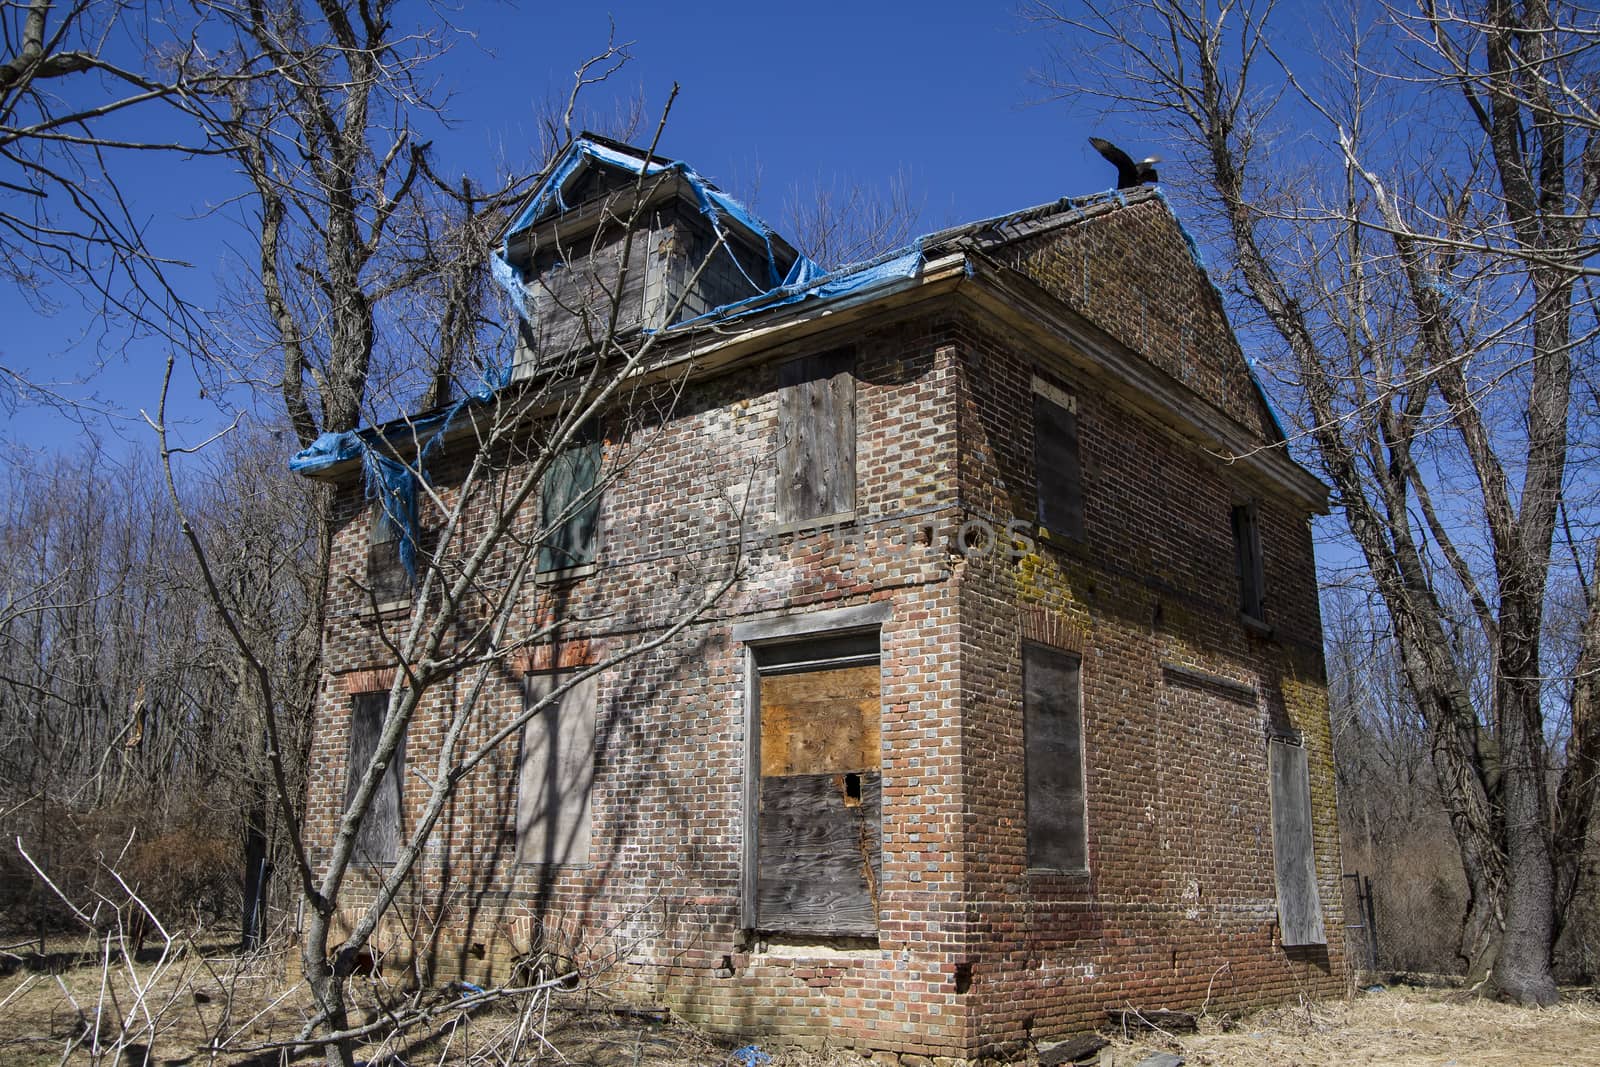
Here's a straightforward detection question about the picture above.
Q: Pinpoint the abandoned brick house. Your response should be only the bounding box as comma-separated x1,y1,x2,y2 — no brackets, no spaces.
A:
292,133,1344,1060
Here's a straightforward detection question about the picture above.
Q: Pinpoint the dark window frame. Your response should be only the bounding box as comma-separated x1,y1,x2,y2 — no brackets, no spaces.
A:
1232,500,1266,623
368,483,418,604
537,438,603,574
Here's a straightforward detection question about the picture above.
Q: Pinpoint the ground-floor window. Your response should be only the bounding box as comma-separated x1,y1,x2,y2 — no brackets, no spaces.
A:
516,671,597,865
346,690,405,865
1268,737,1326,945
1023,642,1088,872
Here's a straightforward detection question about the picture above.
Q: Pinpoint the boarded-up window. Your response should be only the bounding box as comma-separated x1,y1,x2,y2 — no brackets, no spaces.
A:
1033,391,1085,540
1268,738,1326,945
538,441,601,573
345,691,404,865
751,633,880,935
516,671,597,865
1023,643,1087,871
369,491,415,603
1232,501,1265,621
776,349,856,524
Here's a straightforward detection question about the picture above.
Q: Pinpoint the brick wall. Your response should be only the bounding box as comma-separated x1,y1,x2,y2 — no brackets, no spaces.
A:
948,309,1343,1051
997,192,1280,445
301,196,1341,1062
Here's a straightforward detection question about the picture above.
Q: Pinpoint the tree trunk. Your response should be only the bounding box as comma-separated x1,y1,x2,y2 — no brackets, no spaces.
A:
1492,635,1559,1004
302,912,357,1067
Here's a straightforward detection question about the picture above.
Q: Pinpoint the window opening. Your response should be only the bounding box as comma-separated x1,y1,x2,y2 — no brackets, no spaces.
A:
346,690,405,864
748,630,880,935
516,671,598,864
1023,642,1088,871
776,349,856,524
1033,390,1085,541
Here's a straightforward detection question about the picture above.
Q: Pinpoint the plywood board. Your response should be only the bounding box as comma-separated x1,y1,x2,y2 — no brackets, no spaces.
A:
517,673,597,865
1024,644,1086,870
758,664,881,777
346,691,404,865
757,772,881,936
1034,392,1085,540
776,350,856,524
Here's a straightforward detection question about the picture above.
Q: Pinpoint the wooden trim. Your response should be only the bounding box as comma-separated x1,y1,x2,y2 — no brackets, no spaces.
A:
1031,375,1077,413
961,264,1330,513
741,650,759,931
732,601,892,644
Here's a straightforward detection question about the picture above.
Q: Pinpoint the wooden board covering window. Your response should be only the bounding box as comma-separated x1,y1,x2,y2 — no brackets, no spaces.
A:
1023,643,1087,871
517,672,597,865
776,349,856,524
368,494,414,603
1232,501,1265,620
1268,739,1327,945
1033,393,1086,540
539,442,601,572
756,658,880,935
345,691,404,865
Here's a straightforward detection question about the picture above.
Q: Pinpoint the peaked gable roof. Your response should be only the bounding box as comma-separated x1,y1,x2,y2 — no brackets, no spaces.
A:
297,145,1296,502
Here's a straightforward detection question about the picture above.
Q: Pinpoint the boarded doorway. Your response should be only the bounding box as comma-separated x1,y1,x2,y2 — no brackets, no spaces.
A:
749,633,881,937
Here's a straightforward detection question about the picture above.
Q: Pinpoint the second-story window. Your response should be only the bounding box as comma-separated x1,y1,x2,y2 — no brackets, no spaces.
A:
538,440,601,573
1033,381,1085,541
369,489,416,604
776,348,856,526
1232,500,1265,622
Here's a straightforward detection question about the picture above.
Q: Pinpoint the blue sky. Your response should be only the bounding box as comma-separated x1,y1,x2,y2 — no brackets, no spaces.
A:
5,2,1149,455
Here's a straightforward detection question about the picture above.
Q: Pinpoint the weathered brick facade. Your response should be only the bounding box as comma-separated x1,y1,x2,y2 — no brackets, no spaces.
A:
300,168,1343,1062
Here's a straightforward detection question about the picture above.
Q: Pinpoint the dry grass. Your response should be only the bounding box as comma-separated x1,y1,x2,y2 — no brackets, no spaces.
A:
1099,985,1600,1067
3,947,1599,1066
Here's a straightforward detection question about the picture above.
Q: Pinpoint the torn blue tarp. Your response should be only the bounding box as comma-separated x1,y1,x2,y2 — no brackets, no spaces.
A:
494,137,810,324
667,244,925,332
288,358,510,577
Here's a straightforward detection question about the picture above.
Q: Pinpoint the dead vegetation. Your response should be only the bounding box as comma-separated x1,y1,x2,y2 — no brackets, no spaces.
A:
2,945,1598,1067
1094,985,1600,1067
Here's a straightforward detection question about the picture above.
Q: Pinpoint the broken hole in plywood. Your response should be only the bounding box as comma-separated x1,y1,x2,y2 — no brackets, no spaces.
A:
841,772,862,805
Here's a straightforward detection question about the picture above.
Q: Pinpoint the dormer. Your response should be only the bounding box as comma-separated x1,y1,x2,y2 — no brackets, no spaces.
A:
499,133,806,375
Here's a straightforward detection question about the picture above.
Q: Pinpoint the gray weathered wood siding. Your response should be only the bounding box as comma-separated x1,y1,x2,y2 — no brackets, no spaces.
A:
1268,738,1326,945
345,691,404,864
516,672,597,866
776,349,857,524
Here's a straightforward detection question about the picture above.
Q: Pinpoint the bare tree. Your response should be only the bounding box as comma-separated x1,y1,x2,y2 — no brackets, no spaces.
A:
1027,0,1600,1003
0,0,234,412
780,168,922,268
152,44,766,1055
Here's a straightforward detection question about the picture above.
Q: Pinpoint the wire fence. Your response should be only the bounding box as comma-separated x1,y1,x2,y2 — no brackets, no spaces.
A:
1342,869,1466,975
1344,868,1600,982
